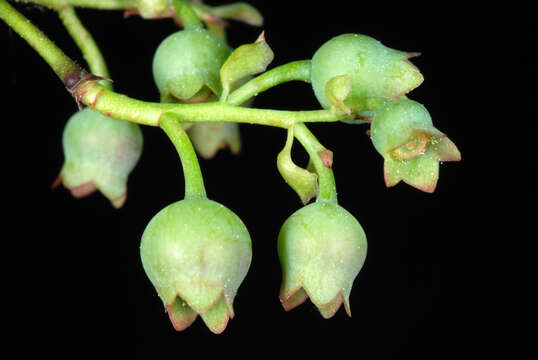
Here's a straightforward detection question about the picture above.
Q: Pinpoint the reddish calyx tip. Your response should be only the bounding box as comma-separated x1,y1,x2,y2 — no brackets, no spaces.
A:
69,182,98,198
110,192,127,209
355,115,371,123
256,31,266,43
51,174,63,190
123,9,138,18
318,149,334,168
166,303,197,332
280,287,308,312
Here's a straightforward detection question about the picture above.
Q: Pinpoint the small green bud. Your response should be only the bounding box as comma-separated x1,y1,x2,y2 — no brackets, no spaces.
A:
311,33,423,112
370,99,461,192
140,198,252,334
56,108,143,208
220,32,274,101
278,201,367,318
152,28,231,101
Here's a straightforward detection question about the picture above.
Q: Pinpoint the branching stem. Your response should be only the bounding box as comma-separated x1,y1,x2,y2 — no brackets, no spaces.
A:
2,0,340,203
225,60,338,203
1,0,83,84
1,1,347,127
57,5,113,90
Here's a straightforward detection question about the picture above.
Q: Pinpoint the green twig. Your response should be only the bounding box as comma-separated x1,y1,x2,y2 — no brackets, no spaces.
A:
0,0,83,85
294,123,337,203
226,60,312,106
160,113,206,199
17,0,136,10
57,5,113,90
173,0,203,29
225,59,338,203
1,0,348,129
79,84,344,127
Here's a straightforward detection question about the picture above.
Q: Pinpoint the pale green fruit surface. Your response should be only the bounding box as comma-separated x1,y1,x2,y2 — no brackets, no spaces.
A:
369,99,461,193
278,201,367,313
370,99,443,155
140,198,252,314
152,28,231,100
61,108,143,207
311,33,423,112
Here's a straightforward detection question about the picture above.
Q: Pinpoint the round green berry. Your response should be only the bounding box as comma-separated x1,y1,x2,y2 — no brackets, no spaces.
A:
140,198,251,333
311,33,423,112
152,28,231,101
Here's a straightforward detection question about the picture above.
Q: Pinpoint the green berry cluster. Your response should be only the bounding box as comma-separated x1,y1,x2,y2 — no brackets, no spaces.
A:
0,0,461,334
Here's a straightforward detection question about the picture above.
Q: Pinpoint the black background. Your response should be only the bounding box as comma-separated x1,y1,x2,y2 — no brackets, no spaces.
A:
2,1,535,358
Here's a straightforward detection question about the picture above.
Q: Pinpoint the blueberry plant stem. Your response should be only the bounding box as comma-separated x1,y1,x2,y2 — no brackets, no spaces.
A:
57,5,113,90
226,60,312,106
293,123,337,203
1,0,348,127
0,0,83,85
224,60,338,203
172,0,203,29
160,113,207,199
76,83,345,127
18,0,136,10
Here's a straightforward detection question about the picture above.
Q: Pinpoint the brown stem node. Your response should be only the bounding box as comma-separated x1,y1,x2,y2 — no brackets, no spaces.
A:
65,72,111,109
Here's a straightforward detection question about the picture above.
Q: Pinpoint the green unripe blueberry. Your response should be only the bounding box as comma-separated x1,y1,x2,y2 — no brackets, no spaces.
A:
311,33,423,112
57,108,143,208
278,201,367,318
152,28,232,101
370,99,461,193
370,99,442,156
140,198,252,334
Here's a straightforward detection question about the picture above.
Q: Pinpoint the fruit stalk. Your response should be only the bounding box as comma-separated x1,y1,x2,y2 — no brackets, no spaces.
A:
172,0,203,29
226,60,312,106
160,113,207,199
293,123,337,203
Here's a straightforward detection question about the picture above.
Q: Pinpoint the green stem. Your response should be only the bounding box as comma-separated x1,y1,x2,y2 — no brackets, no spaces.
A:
18,0,136,10
0,0,83,84
57,6,113,90
80,84,344,127
1,2,346,127
227,60,311,106
2,0,351,132
225,60,337,202
160,113,206,199
294,123,337,203
191,2,263,27
173,0,203,29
